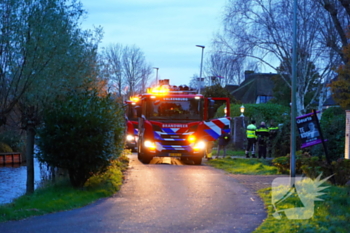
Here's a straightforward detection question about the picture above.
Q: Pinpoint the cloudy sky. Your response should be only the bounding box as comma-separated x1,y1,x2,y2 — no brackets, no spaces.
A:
80,0,227,86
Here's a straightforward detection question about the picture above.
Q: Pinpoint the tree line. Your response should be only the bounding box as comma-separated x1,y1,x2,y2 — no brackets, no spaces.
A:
0,0,153,190
201,0,350,115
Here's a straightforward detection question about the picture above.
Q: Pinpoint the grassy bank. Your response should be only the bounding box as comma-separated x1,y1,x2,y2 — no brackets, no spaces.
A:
206,157,280,175
0,151,129,223
255,185,350,233
205,153,350,233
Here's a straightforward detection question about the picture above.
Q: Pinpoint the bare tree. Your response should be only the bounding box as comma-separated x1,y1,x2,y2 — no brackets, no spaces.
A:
138,65,153,94
206,50,246,86
214,0,339,115
122,45,152,97
101,44,152,97
101,44,124,96
319,0,350,63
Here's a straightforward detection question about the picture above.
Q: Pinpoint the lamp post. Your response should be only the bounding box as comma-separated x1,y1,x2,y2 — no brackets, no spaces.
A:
196,45,205,94
290,0,297,183
240,105,245,117
153,67,159,85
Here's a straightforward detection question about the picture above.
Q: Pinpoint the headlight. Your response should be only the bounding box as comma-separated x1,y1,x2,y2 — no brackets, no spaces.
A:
193,141,206,151
144,140,156,150
188,135,196,143
126,135,135,141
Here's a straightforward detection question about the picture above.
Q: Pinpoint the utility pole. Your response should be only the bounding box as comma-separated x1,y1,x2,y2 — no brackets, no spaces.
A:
196,45,205,94
153,67,159,85
290,0,298,184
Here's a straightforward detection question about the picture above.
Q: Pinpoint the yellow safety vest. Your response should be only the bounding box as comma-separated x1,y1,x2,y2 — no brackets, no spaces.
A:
268,126,279,131
256,127,269,133
268,126,279,136
246,124,257,139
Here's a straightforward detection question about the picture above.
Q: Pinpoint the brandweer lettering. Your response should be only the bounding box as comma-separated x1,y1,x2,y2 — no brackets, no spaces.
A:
163,124,187,128
163,98,188,101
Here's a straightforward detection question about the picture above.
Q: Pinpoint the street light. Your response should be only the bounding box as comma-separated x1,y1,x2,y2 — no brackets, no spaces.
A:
153,67,159,85
240,105,245,117
196,45,205,94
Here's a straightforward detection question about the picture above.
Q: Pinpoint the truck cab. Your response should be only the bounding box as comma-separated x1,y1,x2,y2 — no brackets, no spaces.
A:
137,80,231,164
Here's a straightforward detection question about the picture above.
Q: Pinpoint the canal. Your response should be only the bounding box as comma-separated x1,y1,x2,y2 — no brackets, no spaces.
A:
0,159,46,205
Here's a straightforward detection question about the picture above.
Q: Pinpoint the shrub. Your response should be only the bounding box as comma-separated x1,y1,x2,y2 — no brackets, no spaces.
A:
332,159,350,185
311,107,345,161
0,142,13,153
272,151,310,174
227,103,291,157
270,117,302,158
301,157,350,185
0,131,24,152
229,103,289,124
36,90,125,187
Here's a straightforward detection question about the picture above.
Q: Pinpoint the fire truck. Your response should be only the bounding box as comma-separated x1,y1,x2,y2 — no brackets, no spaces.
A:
136,79,231,164
124,96,141,151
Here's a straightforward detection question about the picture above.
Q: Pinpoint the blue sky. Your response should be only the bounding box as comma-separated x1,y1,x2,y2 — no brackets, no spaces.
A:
80,0,227,86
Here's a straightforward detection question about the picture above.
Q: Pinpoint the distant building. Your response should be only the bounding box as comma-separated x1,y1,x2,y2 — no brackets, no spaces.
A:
225,71,276,104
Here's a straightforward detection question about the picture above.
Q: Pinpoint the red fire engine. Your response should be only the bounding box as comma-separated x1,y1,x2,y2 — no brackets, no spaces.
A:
124,96,141,151
136,79,231,164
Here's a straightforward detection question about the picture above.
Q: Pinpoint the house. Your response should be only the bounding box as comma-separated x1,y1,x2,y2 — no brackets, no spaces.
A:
225,71,276,104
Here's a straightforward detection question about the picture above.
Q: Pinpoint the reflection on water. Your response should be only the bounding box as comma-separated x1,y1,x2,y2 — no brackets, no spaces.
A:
0,158,48,205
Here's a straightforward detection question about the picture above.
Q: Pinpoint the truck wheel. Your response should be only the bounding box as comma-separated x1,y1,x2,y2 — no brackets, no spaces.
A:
137,143,142,161
142,156,152,164
138,142,152,164
191,156,202,165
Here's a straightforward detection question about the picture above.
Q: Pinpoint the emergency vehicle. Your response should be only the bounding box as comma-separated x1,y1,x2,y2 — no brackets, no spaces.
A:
136,79,231,164
124,96,141,151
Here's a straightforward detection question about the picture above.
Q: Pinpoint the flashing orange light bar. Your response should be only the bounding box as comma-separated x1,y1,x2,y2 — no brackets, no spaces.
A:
130,96,140,102
147,86,169,95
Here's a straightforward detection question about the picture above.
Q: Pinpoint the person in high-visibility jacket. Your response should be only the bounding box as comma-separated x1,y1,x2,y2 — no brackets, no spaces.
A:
256,122,269,159
245,120,257,158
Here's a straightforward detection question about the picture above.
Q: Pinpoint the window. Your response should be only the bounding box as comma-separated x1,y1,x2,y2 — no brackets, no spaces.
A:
257,95,273,104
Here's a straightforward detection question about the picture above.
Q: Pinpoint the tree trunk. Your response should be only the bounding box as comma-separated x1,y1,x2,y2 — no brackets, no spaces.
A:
26,125,35,194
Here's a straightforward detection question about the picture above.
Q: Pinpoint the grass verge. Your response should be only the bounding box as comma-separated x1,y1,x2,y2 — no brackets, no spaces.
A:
0,151,129,223
206,157,280,175
255,185,350,233
205,152,350,232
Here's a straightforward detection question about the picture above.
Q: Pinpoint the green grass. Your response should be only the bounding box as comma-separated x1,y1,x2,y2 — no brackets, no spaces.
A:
212,148,246,157
0,152,129,223
255,185,350,233
206,151,350,232
206,157,280,175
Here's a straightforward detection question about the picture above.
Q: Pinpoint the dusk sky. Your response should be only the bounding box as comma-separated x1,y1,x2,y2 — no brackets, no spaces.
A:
80,0,227,86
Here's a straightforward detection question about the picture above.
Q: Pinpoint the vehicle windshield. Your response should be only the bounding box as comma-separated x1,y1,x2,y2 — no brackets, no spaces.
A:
146,97,202,121
126,104,140,121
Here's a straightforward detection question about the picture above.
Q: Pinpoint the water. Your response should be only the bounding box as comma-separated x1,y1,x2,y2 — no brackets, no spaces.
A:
0,158,47,205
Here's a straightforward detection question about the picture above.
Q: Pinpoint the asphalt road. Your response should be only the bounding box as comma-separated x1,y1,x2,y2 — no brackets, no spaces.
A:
0,154,267,233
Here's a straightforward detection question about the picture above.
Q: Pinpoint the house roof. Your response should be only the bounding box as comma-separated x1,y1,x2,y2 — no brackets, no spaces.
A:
227,72,276,103
323,95,338,107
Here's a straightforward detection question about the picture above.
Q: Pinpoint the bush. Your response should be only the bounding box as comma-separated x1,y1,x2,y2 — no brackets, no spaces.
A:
301,157,350,185
0,142,13,153
272,151,310,174
269,117,302,158
227,103,291,157
0,131,23,152
311,107,345,161
229,103,289,124
36,90,125,187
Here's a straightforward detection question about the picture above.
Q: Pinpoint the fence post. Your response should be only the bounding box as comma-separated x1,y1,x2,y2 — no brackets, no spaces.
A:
345,110,350,159
233,117,245,150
